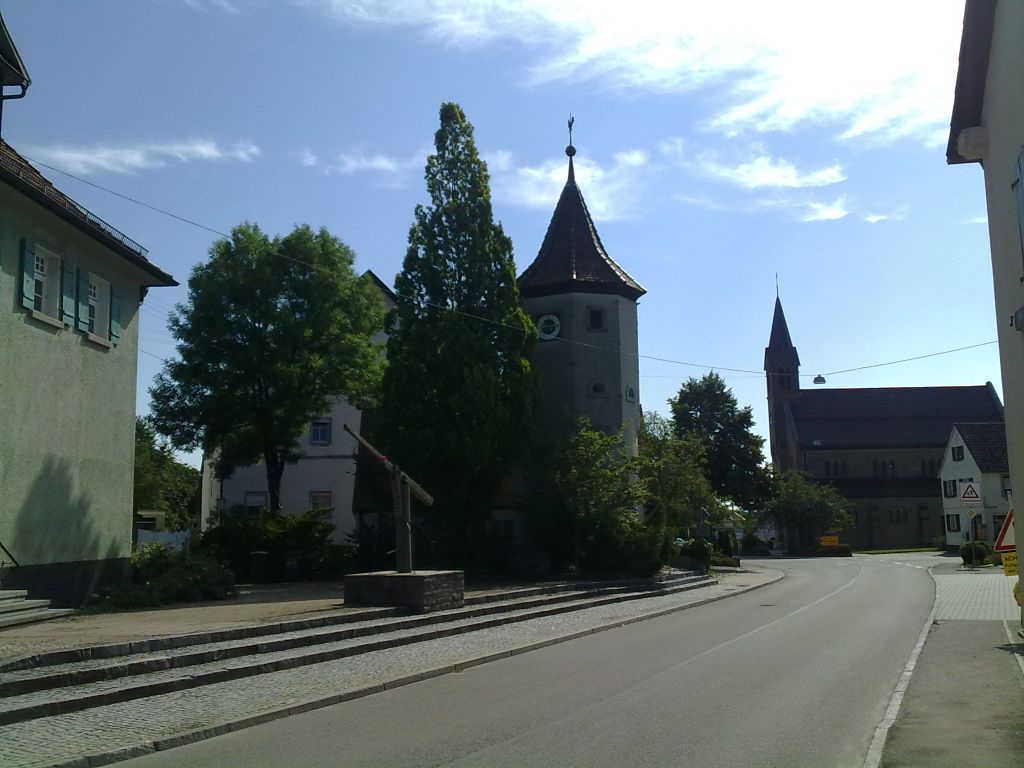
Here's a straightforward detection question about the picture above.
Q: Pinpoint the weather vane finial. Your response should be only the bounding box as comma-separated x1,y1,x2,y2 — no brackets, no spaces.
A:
775,272,779,298
565,114,576,159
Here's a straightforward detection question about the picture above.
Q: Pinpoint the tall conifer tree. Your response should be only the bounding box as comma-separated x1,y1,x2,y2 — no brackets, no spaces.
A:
379,103,536,565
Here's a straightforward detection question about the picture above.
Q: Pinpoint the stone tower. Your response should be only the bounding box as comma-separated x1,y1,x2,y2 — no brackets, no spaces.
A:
764,295,801,471
517,136,646,453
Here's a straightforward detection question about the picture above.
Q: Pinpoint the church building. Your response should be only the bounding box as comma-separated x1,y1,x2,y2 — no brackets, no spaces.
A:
517,138,645,453
765,296,1004,549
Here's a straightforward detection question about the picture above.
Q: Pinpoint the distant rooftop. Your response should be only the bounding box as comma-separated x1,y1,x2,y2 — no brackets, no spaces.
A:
788,384,1004,449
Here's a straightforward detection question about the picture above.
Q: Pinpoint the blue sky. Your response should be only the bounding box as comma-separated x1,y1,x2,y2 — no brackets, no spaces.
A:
3,1,998,462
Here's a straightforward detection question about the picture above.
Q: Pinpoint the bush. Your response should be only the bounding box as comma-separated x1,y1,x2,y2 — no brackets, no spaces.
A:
959,541,991,566
740,534,772,556
202,507,338,581
87,544,236,610
675,538,713,573
711,553,740,567
833,543,853,556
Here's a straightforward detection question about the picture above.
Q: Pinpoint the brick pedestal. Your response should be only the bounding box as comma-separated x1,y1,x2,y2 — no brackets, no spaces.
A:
343,570,464,613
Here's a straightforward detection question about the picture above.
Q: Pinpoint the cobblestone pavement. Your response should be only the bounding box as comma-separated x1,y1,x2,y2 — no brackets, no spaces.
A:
0,569,780,768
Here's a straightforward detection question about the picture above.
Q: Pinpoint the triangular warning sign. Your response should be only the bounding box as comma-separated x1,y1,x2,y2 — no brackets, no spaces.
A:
994,508,1015,553
961,483,981,500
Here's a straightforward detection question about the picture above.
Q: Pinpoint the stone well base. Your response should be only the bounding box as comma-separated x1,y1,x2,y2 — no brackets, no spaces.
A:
343,570,464,613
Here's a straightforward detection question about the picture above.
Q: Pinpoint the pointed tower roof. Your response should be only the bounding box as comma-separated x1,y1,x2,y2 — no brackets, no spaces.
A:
518,137,645,301
765,295,800,367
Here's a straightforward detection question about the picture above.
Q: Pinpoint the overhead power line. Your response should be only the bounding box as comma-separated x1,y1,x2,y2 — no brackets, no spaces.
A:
31,157,1000,383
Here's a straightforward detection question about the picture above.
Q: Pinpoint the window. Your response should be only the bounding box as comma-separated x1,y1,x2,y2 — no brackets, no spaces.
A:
24,244,62,319
309,491,332,510
310,418,332,446
1001,475,1012,499
243,492,268,511
587,307,606,331
588,381,608,398
945,514,962,532
625,385,636,403
951,445,964,461
942,479,957,498
993,514,1007,538
66,268,121,345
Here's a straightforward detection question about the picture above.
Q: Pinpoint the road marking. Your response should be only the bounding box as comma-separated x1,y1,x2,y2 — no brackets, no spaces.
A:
862,566,939,768
1003,620,1024,680
661,566,864,672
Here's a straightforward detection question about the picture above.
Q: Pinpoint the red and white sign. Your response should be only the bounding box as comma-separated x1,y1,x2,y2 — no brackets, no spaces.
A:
959,480,982,506
994,508,1015,553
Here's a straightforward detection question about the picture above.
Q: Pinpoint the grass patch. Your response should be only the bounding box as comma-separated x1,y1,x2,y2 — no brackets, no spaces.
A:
857,547,938,555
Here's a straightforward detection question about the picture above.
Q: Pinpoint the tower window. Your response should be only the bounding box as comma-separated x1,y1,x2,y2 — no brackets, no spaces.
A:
589,381,608,398
587,307,606,331
625,385,636,403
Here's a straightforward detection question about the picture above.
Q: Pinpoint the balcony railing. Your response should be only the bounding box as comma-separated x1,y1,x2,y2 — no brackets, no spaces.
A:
0,150,149,259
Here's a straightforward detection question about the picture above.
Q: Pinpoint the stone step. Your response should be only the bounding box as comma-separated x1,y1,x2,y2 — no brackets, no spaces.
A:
0,574,715,724
0,599,51,617
0,608,75,631
0,590,29,603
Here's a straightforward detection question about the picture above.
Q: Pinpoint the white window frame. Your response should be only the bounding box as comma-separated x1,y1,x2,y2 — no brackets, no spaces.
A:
243,492,268,511
310,418,332,446
309,491,332,510
945,514,962,533
32,246,61,319
86,274,111,340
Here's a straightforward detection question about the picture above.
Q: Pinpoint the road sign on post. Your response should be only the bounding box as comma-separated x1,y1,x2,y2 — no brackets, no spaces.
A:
959,480,982,506
994,508,1015,552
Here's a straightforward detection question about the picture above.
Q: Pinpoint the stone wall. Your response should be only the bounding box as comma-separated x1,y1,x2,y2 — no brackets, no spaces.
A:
344,570,464,613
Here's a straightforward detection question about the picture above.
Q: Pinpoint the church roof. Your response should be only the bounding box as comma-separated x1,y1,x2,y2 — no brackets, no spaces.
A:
954,422,1008,473
518,153,645,301
786,384,1004,449
765,296,800,367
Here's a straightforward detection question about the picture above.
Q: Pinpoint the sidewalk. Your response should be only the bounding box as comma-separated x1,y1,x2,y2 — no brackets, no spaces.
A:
0,567,782,768
0,573,770,664
881,560,1024,768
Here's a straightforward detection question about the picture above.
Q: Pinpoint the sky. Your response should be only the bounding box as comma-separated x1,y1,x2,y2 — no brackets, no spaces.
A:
1,0,999,464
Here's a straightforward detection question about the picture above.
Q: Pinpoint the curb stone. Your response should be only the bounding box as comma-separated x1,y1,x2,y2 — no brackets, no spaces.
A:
46,569,784,768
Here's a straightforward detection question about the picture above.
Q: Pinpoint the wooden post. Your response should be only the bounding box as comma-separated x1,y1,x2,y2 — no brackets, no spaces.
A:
344,424,432,575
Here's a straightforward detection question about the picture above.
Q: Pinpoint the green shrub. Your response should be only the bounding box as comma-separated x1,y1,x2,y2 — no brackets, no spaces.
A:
202,508,338,581
675,537,713,572
833,543,853,557
959,541,991,566
86,544,236,611
711,553,740,567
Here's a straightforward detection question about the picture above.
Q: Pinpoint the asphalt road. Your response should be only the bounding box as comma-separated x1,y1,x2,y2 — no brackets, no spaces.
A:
125,556,936,768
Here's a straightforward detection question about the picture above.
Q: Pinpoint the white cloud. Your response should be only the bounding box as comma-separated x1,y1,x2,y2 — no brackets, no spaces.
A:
330,152,403,175
482,149,514,172
698,154,845,189
494,150,647,220
863,205,907,223
969,215,988,225
181,0,241,13
800,196,849,222
305,1,963,146
758,194,850,223
23,139,260,174
298,148,319,167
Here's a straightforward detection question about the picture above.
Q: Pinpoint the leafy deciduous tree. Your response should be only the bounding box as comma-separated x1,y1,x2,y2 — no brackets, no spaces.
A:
638,412,720,536
150,223,383,511
763,470,852,551
133,418,201,531
378,102,536,565
669,372,771,510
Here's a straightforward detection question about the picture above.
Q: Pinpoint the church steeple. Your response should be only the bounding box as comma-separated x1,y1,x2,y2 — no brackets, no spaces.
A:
765,295,800,394
517,124,645,301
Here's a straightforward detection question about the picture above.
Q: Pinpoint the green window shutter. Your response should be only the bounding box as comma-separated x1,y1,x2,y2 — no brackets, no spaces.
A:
76,269,90,332
19,239,35,310
60,262,76,324
109,286,121,345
